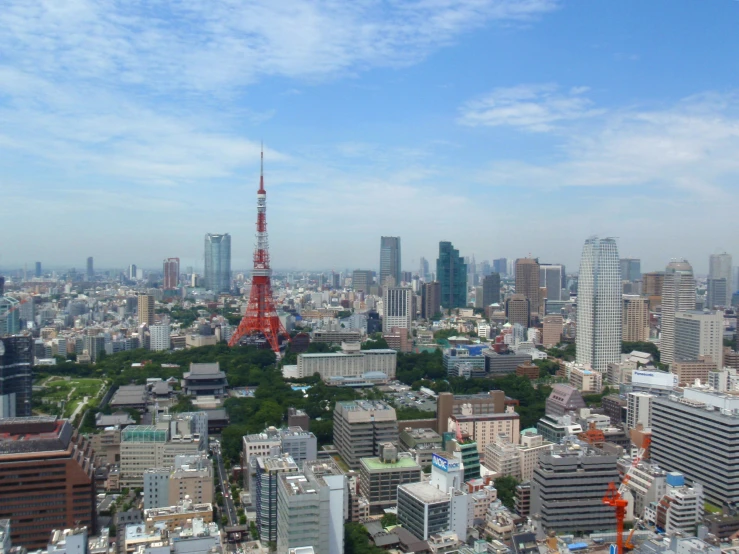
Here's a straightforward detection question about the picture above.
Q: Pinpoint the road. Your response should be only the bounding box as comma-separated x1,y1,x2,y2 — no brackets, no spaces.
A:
213,440,238,526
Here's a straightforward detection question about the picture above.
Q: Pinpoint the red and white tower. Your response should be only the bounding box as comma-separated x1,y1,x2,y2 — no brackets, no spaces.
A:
229,150,289,353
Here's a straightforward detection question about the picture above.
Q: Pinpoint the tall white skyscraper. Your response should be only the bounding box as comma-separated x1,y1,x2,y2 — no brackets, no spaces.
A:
382,287,412,333
707,252,732,308
576,237,622,372
204,233,232,293
660,260,696,366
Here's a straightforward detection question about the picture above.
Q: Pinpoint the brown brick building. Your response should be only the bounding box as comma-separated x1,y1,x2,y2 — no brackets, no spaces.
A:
0,416,96,550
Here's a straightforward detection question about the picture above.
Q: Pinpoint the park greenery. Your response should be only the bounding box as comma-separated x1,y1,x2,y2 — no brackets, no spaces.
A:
32,376,107,420
345,523,385,554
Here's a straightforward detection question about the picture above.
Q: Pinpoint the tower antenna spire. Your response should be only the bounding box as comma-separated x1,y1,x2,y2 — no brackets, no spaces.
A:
259,142,265,193
230,146,289,355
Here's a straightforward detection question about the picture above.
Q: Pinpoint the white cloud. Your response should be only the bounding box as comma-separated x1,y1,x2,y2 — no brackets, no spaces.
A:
458,83,600,131
0,0,558,92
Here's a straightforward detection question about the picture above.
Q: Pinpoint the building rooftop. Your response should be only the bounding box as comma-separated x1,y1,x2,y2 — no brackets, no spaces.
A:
399,481,449,504
280,474,320,496
184,362,226,379
110,385,147,406
0,416,74,455
361,455,421,471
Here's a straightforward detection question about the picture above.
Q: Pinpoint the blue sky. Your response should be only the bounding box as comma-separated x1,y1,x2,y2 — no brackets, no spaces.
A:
1,0,738,275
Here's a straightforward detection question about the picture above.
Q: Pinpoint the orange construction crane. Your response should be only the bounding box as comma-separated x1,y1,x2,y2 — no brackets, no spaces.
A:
604,435,652,554
603,482,628,554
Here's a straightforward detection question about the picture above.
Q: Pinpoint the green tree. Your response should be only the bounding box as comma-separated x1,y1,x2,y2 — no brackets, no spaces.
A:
345,523,385,554
494,475,519,510
381,513,397,528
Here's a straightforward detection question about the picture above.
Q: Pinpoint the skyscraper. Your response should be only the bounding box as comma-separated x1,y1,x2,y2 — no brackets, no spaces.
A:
661,260,696,366
86,256,94,280
515,258,540,313
128,264,137,280
482,273,501,306
622,295,650,342
379,237,401,287
437,241,467,309
204,233,232,293
382,287,412,333
163,257,180,290
34,262,41,278
421,282,441,320
506,294,530,328
138,294,154,327
576,237,622,373
707,252,732,308
493,258,507,276
419,257,430,281
352,270,374,293
0,335,33,417
620,258,641,282
539,264,564,302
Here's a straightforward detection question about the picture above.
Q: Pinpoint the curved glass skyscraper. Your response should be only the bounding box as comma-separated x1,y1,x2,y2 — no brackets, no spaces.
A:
437,241,467,309
576,237,622,372
204,233,231,293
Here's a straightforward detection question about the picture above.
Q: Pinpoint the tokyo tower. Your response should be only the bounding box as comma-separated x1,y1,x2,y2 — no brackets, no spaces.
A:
229,149,289,354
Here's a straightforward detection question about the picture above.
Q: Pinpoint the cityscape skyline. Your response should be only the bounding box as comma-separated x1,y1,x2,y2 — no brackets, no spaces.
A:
2,1,739,271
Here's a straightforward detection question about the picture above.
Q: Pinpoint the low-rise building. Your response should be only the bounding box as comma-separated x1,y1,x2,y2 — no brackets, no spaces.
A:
398,427,444,467
449,407,520,457
359,444,422,513
296,342,396,381
182,362,227,398
143,453,213,509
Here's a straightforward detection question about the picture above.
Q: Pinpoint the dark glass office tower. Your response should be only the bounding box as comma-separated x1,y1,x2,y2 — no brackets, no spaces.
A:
437,241,466,309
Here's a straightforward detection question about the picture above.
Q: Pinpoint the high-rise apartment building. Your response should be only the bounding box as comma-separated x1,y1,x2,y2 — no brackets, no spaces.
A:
0,335,33,417
163,258,180,290
382,287,412,333
204,233,231,293
421,281,441,319
482,273,501,307
351,270,373,293
674,310,724,368
0,417,96,550
333,400,398,469
505,294,530,329
539,264,565,302
379,236,401,287
137,294,155,327
707,252,732,308
576,237,622,373
86,256,94,280
515,258,540,313
149,321,171,352
622,295,650,342
660,260,696,366
437,242,467,309
620,258,641,282
643,271,665,297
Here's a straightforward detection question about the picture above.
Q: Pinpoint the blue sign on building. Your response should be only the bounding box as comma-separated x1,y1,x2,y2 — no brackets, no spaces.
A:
432,453,448,472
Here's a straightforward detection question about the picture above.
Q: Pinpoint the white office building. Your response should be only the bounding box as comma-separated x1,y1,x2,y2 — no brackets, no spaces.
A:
674,310,724,369
660,260,696,366
626,392,654,430
382,287,412,333
707,253,732,309
295,342,396,381
149,320,171,351
576,237,622,373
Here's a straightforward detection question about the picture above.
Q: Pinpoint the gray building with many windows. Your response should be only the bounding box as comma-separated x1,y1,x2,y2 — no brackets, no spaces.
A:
397,482,451,541
651,389,739,507
530,441,619,535
255,455,299,543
